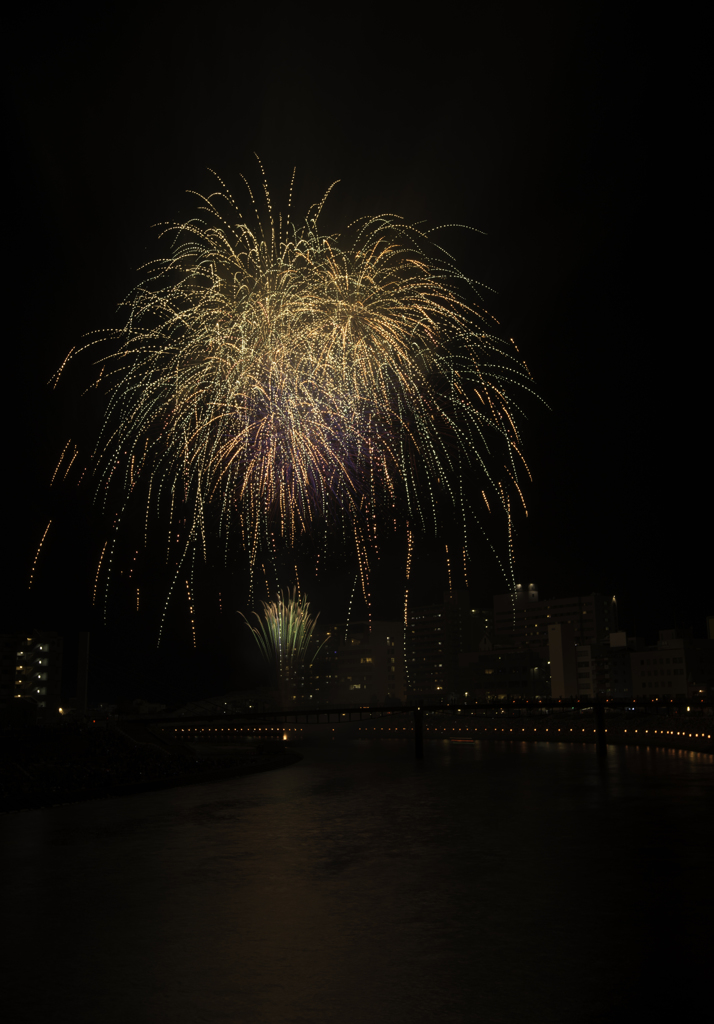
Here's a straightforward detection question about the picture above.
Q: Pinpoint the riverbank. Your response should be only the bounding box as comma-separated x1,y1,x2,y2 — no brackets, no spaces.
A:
0,723,302,813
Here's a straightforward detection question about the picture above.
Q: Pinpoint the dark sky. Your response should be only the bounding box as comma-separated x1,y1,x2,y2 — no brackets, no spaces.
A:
3,4,706,702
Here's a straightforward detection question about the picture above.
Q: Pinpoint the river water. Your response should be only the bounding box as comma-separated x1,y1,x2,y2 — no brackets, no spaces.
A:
2,737,712,1024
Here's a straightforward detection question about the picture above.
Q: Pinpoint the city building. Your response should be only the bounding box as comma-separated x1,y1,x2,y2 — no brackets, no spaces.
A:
458,644,548,700
548,622,577,697
0,630,64,713
405,585,620,702
631,629,714,700
494,585,618,649
297,620,406,706
572,632,639,699
406,591,491,700
75,631,90,712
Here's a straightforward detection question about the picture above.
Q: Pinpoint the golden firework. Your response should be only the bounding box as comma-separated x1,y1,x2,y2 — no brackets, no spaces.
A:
68,165,538,625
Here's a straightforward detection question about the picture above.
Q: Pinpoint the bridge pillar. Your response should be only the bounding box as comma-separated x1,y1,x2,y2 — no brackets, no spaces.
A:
414,706,424,759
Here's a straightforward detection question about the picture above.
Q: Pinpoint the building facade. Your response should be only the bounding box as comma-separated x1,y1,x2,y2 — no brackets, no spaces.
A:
631,630,714,700
458,643,549,700
406,591,491,700
548,622,577,697
494,585,618,650
297,620,406,706
572,632,637,699
0,631,64,713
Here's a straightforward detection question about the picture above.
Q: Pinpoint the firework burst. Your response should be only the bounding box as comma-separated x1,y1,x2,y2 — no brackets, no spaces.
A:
241,587,324,699
64,163,540,628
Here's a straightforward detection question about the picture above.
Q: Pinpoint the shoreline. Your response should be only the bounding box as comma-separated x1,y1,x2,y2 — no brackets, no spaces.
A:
4,719,712,814
1,748,303,814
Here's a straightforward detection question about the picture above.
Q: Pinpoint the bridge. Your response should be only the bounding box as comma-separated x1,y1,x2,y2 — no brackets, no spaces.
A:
128,697,714,759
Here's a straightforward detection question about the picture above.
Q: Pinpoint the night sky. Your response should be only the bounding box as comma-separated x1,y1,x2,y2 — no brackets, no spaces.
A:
3,4,706,703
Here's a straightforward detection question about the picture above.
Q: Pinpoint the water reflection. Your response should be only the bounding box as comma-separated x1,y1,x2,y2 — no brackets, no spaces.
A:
2,739,712,1023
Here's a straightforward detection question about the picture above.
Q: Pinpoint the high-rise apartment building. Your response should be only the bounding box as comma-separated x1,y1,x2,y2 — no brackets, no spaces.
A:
572,631,637,699
297,620,406,706
458,644,548,699
406,591,491,699
548,622,578,697
0,631,64,713
631,629,714,700
494,585,618,649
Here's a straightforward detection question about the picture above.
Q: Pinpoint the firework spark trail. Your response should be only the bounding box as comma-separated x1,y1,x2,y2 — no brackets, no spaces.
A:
49,347,75,389
28,521,52,590
185,579,197,647
67,166,540,622
93,541,108,605
403,525,414,687
51,440,72,485
63,446,79,480
345,573,358,643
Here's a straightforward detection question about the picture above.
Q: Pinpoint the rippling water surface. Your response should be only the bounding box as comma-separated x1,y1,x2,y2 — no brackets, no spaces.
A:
3,738,712,1024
